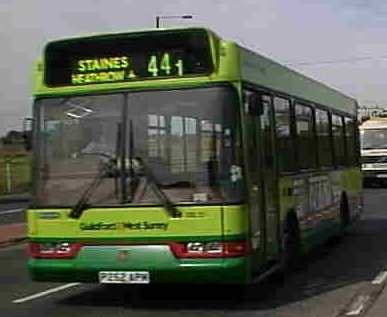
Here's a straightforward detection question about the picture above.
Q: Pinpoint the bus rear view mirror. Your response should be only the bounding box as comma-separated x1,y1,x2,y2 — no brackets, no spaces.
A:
246,94,263,116
23,117,34,151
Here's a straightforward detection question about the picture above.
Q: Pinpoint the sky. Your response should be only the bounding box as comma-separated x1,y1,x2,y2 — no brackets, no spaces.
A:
1,0,387,136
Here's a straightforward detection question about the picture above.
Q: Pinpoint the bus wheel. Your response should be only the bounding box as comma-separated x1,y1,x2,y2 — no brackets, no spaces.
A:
340,194,350,230
233,284,253,302
280,217,301,274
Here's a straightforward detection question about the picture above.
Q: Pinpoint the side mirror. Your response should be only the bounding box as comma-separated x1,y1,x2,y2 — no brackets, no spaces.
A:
23,118,33,151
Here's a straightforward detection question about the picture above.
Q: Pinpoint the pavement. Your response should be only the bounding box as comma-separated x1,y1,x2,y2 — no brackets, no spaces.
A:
0,222,26,247
367,284,387,317
0,194,29,247
0,193,31,204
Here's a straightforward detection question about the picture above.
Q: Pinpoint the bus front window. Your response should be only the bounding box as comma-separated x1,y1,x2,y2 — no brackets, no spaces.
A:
361,129,387,149
33,87,244,207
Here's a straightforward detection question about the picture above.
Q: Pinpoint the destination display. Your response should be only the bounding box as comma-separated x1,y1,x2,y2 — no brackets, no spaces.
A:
44,29,213,86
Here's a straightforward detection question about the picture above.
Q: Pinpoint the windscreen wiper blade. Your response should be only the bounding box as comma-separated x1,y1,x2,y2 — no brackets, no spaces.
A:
135,157,182,218
70,123,123,219
69,158,115,219
160,181,194,189
127,117,181,218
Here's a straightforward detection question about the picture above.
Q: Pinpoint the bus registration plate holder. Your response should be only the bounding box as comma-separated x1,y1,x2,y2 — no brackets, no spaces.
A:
98,271,150,284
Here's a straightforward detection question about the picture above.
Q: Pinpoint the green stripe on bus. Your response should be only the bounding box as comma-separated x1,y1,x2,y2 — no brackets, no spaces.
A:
28,233,247,244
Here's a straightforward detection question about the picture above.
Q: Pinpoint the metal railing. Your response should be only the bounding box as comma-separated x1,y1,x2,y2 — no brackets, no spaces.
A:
0,154,31,196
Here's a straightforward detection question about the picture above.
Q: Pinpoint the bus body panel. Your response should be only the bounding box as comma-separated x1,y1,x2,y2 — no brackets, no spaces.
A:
28,205,247,241
28,246,251,284
27,205,251,284
277,167,362,251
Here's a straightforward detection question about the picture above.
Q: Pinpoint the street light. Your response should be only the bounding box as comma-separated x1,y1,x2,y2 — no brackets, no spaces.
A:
155,15,193,28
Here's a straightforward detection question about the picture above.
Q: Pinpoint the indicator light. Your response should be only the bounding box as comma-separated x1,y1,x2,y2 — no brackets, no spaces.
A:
170,241,250,258
28,242,82,259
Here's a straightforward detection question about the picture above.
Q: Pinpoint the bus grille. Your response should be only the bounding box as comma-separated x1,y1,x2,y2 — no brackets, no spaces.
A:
362,156,387,164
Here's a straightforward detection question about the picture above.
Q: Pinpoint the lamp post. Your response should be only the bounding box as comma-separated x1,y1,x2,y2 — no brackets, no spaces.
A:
155,15,193,28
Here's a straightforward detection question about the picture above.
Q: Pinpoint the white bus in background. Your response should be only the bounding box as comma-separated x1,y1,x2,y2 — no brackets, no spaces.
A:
360,117,387,185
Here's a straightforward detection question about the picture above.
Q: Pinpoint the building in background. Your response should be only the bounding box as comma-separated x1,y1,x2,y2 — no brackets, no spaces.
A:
358,106,387,122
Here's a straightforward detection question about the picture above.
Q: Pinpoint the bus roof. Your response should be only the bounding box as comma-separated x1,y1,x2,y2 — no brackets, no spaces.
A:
239,47,357,116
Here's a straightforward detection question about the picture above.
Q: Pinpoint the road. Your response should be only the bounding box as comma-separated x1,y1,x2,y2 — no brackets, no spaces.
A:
1,188,387,317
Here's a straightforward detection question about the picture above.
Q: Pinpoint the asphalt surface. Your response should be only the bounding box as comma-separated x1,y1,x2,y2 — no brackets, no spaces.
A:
1,188,387,317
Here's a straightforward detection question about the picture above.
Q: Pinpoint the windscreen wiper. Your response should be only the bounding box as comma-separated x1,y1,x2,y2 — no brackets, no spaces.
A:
69,157,116,219
70,123,124,219
160,181,194,189
135,156,182,218
126,117,181,217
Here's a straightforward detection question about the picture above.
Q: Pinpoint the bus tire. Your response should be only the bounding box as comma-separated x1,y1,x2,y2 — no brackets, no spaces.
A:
233,284,253,302
340,194,350,230
280,215,301,274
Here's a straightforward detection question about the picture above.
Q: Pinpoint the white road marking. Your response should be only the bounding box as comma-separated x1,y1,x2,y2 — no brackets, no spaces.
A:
0,208,24,215
346,304,365,316
372,270,387,285
345,295,370,316
12,283,80,304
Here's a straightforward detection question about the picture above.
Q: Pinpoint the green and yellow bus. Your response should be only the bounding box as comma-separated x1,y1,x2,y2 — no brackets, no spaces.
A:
27,27,362,285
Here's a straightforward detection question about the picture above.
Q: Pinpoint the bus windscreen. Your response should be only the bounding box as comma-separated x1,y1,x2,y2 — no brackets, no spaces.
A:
44,29,213,87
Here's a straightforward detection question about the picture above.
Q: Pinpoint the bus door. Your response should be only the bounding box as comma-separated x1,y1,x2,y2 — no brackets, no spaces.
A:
258,95,279,260
244,90,263,259
245,91,279,263
246,91,279,262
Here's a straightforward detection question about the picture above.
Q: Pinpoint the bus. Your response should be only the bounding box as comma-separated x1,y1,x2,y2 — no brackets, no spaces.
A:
27,27,362,285
360,117,387,185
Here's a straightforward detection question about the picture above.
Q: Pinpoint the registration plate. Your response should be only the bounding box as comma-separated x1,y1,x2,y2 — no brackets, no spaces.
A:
98,271,150,284
377,174,387,178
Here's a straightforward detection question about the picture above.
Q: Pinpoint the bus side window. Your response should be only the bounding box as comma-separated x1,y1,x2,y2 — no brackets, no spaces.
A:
274,97,294,172
295,103,315,169
332,114,346,166
261,95,274,168
315,108,333,167
344,117,357,166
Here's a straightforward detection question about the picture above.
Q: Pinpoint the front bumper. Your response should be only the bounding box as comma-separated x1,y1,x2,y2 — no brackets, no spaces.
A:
362,170,387,180
28,244,251,284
